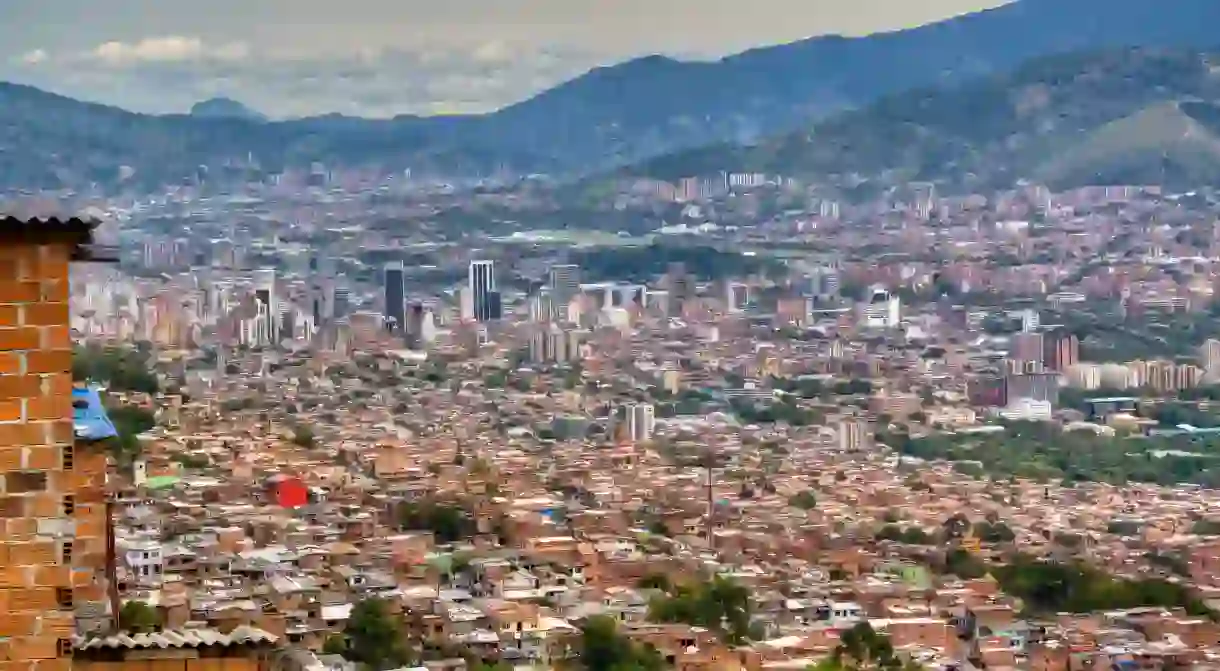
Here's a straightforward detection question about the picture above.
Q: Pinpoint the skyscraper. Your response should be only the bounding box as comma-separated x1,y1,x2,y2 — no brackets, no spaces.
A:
384,262,406,333
1044,331,1081,373
405,301,427,349
1011,332,1045,371
625,403,656,443
469,260,499,322
333,286,351,319
253,268,277,346
666,262,690,315
530,290,557,323
548,263,580,302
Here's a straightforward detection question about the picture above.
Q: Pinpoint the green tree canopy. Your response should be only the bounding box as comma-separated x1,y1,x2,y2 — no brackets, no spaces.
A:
579,615,665,671
647,575,753,644
73,345,159,394
789,490,817,510
119,600,161,633
333,598,412,670
396,499,477,543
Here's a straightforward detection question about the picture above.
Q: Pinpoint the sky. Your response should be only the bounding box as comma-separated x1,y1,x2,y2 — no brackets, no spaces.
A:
2,0,1007,118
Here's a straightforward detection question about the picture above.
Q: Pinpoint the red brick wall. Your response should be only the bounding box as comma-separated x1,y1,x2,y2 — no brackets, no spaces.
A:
0,242,81,670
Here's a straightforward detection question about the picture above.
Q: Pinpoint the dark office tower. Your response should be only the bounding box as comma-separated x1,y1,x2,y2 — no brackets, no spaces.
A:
384,261,406,333
405,301,425,348
548,263,580,302
469,260,497,322
486,291,503,321
666,262,691,314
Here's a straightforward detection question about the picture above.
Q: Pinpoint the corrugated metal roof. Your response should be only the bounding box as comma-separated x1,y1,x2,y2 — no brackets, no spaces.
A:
74,625,279,650
72,387,118,442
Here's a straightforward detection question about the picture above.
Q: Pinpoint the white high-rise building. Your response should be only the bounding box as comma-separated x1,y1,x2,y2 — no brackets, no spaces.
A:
252,268,278,345
1202,339,1220,382
530,290,557,323
808,265,841,301
625,403,656,443
459,287,475,322
860,286,901,329
1020,309,1040,333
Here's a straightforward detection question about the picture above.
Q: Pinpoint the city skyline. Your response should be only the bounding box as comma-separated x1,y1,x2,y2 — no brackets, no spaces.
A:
1,0,1006,118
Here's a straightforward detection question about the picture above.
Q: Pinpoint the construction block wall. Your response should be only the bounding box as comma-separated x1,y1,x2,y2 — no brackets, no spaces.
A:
0,240,81,671
74,658,268,671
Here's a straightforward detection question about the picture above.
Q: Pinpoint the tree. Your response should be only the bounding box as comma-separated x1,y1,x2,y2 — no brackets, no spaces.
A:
397,499,476,543
991,554,1216,617
73,345,160,394
321,634,347,656
108,405,156,465
338,598,412,670
637,573,672,591
974,521,1016,543
119,600,161,633
292,426,316,448
940,514,971,541
942,548,988,579
790,492,819,512
647,575,753,644
579,615,664,671
1192,519,1220,536
834,622,902,671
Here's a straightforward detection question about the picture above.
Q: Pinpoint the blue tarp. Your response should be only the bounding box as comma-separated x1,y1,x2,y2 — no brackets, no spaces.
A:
72,387,118,441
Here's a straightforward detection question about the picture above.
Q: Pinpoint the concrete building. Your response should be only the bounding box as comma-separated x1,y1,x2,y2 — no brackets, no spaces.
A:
625,403,656,443
547,263,580,308
860,286,901,329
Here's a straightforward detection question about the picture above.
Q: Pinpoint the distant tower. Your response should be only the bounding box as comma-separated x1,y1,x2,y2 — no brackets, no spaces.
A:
625,403,656,443
253,268,277,345
469,260,499,322
384,262,406,333
548,263,580,302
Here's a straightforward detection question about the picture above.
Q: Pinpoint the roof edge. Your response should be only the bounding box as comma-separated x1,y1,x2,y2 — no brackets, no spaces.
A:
0,216,117,262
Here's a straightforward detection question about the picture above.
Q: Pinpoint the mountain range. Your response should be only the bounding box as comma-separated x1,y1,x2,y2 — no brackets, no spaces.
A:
189,98,268,123
2,0,1220,192
622,47,1220,196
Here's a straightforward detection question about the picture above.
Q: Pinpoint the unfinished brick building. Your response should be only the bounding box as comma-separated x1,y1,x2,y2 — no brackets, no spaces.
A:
0,216,113,670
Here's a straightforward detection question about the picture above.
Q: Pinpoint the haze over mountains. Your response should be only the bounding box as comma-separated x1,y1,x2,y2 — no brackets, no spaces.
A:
1,0,1219,192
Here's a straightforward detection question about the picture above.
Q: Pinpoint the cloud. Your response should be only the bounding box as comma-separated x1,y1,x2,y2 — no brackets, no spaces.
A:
470,41,514,64
89,36,250,67
18,49,48,65
1,38,606,118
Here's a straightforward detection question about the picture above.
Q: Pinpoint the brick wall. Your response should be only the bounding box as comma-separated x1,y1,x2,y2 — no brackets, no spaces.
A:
75,659,267,671
0,241,79,671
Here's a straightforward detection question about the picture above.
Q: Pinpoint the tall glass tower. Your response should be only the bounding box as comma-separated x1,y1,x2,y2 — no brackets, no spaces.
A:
384,261,406,332
469,260,498,322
